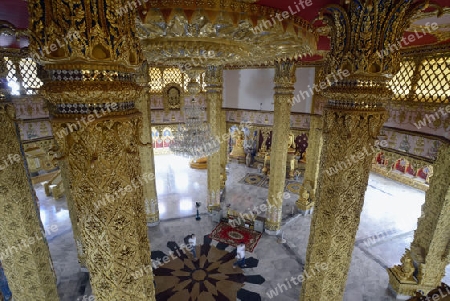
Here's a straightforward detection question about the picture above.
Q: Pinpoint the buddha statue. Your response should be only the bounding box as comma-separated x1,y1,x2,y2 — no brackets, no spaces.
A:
287,133,296,153
229,127,246,159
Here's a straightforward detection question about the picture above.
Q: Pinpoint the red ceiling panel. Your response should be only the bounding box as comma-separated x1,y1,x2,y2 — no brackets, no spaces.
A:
256,0,341,22
0,0,448,58
0,0,28,29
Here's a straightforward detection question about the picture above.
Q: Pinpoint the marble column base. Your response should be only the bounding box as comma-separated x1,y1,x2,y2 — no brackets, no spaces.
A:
80,266,89,273
147,221,160,227
388,284,414,300
298,207,314,216
265,229,281,236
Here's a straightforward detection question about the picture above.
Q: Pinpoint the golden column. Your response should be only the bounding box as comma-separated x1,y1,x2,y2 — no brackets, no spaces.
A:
296,114,323,214
0,86,59,299
59,160,87,267
27,1,155,300
265,60,296,234
299,1,435,300
136,63,159,226
205,65,223,212
388,144,450,297
220,111,228,189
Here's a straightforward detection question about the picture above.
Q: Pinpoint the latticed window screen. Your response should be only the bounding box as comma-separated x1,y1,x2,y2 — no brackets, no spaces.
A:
149,67,163,92
389,55,450,103
4,57,43,94
183,72,190,92
389,60,416,100
19,58,43,91
163,68,183,89
149,67,206,93
4,58,17,82
415,57,450,103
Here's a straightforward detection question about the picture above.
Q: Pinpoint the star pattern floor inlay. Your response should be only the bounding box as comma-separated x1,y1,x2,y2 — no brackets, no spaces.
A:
153,235,264,301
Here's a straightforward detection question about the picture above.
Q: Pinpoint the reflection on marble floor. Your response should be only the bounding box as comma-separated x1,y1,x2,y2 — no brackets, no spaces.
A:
28,154,449,301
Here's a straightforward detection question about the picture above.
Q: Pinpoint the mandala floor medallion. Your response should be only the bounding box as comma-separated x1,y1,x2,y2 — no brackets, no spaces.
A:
153,235,264,301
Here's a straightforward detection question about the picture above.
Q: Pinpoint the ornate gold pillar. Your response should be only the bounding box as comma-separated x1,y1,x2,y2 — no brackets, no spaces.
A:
58,160,87,268
205,65,223,212
0,88,59,299
296,115,323,214
220,111,228,189
136,63,159,226
299,2,433,300
388,144,450,297
265,60,296,234
28,1,155,300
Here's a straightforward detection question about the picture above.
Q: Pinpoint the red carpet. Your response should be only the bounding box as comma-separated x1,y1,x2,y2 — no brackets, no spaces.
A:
209,222,262,252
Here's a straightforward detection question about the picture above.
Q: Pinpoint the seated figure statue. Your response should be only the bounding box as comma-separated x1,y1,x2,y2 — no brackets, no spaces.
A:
391,249,416,283
230,128,246,159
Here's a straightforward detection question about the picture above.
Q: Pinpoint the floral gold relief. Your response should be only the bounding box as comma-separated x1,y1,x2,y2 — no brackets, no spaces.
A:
298,0,424,299
300,107,387,301
27,0,143,71
52,114,156,300
205,65,223,212
296,115,323,212
136,63,160,226
27,0,157,299
0,103,59,301
265,60,296,233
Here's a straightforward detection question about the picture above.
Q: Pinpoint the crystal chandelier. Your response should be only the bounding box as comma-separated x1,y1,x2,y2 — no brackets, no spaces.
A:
170,98,220,159
170,70,220,159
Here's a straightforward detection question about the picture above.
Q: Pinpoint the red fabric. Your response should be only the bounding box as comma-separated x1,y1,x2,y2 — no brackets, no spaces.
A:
209,222,262,252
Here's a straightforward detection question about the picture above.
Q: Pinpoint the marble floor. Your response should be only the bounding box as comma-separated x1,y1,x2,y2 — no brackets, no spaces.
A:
21,154,450,301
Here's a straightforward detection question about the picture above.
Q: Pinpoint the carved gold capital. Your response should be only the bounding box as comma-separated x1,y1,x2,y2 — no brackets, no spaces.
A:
274,60,296,90
319,1,441,79
204,65,223,90
28,0,143,71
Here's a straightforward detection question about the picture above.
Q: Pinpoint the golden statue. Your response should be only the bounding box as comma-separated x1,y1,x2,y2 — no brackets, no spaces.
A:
190,157,207,169
391,249,416,283
229,127,246,159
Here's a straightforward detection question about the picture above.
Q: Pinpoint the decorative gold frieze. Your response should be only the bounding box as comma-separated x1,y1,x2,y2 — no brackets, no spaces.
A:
138,0,317,67
371,147,433,191
27,0,143,71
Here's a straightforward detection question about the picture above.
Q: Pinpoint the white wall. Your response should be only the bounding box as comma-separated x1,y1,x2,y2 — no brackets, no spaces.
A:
223,67,315,113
